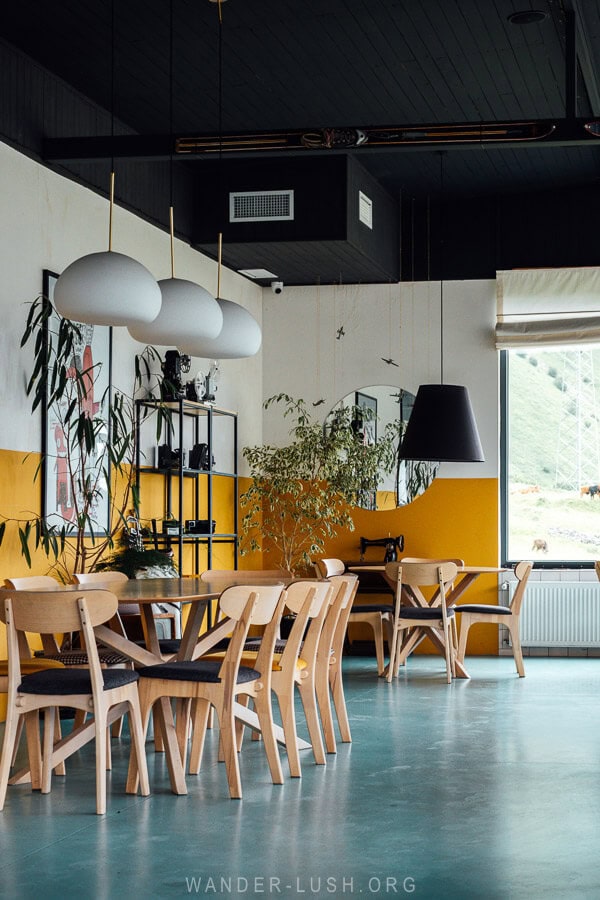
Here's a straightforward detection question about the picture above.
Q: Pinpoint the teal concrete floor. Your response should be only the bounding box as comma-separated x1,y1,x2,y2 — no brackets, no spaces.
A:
1,655,600,899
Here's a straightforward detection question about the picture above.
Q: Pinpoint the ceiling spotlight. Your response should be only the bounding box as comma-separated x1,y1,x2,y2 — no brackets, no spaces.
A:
507,10,548,25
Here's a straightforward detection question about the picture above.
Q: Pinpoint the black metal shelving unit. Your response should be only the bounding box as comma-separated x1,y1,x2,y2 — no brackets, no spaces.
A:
135,398,238,575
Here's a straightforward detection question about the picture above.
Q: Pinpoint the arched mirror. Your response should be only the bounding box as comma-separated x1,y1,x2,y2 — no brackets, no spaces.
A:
326,385,438,509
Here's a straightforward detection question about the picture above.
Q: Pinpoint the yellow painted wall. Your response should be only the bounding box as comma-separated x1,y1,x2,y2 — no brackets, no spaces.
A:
261,477,500,656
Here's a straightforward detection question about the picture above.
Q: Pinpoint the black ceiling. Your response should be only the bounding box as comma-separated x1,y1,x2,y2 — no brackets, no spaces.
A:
3,0,600,284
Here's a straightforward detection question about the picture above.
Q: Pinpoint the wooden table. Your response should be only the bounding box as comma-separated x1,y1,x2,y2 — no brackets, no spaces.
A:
347,564,505,678
8,575,306,794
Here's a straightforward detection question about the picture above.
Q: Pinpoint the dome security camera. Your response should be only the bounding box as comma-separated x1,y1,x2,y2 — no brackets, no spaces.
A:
271,281,284,295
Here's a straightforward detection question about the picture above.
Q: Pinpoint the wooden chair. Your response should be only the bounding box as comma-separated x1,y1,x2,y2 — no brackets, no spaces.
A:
220,580,334,778
73,571,129,585
456,560,533,677
127,584,286,799
386,561,459,683
201,569,291,585
595,560,600,582
315,558,392,676
315,574,359,752
400,558,465,651
0,589,149,814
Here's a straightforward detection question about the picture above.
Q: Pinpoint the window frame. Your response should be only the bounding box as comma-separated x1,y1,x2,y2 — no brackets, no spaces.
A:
500,348,594,571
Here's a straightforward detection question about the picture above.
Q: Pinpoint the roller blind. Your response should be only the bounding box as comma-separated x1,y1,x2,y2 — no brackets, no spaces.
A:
495,268,600,348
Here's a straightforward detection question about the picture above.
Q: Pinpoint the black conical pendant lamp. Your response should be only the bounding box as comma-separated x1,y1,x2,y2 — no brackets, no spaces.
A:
399,154,484,463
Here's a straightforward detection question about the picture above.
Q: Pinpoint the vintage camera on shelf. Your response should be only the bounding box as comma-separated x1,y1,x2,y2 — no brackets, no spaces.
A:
185,519,216,534
160,350,191,401
156,444,186,470
162,518,182,536
188,442,214,471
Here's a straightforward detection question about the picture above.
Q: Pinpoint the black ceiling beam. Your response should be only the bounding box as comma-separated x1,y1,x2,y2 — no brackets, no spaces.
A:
43,118,600,164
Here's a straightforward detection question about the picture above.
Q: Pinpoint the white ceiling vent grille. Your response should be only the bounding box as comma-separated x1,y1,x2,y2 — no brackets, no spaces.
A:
229,190,294,222
358,190,373,229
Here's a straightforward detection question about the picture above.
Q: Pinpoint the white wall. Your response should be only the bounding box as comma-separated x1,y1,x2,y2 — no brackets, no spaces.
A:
261,280,498,479
0,142,264,473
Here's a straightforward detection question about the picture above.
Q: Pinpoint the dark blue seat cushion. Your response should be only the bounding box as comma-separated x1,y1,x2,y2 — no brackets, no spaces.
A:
135,639,182,655
19,668,140,695
139,660,260,684
37,648,130,666
455,604,512,615
399,606,455,620
351,604,394,613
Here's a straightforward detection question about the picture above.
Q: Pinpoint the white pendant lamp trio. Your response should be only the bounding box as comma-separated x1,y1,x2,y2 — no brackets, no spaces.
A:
53,0,260,360
53,178,261,359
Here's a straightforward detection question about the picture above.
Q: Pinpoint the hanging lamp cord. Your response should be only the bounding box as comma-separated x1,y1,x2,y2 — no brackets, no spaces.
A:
438,151,445,385
216,0,224,298
169,0,175,277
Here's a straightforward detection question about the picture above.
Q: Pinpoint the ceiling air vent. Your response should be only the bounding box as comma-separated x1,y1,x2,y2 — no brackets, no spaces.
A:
358,190,373,229
229,190,294,223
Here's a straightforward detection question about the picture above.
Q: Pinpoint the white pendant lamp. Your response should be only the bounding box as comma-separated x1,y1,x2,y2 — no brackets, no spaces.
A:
178,233,261,359
128,208,223,347
54,173,162,327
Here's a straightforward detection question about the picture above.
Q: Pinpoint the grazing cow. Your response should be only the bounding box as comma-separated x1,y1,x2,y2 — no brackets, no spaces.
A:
532,538,548,553
580,484,600,498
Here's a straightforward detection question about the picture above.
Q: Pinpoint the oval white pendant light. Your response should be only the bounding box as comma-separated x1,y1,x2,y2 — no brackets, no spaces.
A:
53,172,162,327
54,249,162,327
178,234,261,359
128,276,223,347
179,296,261,359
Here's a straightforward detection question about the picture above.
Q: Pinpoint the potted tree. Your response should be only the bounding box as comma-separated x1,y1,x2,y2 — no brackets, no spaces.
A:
240,394,398,575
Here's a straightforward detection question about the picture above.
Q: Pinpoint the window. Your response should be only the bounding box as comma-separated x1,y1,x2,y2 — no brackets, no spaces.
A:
501,345,600,566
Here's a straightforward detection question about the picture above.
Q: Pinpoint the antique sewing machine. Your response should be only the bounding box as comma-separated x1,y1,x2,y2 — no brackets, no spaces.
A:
359,535,404,562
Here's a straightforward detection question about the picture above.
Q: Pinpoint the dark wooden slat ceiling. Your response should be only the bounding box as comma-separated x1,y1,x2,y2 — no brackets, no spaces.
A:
3,0,600,283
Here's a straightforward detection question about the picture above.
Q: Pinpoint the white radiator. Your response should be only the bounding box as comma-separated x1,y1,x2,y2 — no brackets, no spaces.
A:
508,582,600,647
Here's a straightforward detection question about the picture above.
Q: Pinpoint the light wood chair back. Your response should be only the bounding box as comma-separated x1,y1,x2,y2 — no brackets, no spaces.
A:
73,571,128,585
595,560,600,582
0,589,118,637
315,558,345,578
218,583,285,627
201,569,290,584
509,560,533,616
4,575,60,590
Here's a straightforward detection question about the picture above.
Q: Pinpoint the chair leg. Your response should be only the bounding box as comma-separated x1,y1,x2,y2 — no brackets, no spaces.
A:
299,678,327,764
442,623,453,683
251,689,284,785
189,699,211,775
330,664,351,743
213,701,243,799
41,708,55,794
386,625,400,683
53,711,66,776
508,621,526,677
94,704,108,815
125,692,150,797
316,661,336,755
25,711,42,791
457,617,471,665
0,708,21,809
277,689,302,777
371,617,385,676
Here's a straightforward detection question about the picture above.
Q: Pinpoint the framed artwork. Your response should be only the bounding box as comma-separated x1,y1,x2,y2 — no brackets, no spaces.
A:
42,270,112,534
355,391,378,445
